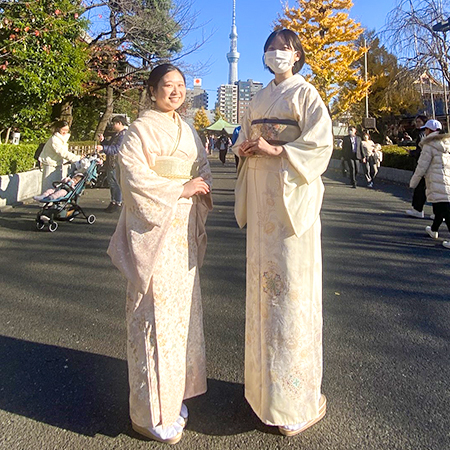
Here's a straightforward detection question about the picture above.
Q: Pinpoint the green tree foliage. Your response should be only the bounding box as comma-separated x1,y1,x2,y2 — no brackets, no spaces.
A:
82,0,185,134
346,31,422,123
0,0,90,128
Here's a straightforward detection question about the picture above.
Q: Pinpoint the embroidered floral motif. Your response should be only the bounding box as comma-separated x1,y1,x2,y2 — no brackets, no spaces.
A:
251,123,288,141
262,263,286,298
281,368,304,395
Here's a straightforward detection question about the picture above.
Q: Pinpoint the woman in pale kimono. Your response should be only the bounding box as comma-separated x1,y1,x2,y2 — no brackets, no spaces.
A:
108,64,212,444
233,29,333,436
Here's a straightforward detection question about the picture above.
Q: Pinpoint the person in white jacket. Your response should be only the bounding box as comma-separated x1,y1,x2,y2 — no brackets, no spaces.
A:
39,120,80,191
409,119,450,249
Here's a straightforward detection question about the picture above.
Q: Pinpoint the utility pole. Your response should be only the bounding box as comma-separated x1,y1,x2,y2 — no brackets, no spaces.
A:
432,17,450,131
364,38,369,119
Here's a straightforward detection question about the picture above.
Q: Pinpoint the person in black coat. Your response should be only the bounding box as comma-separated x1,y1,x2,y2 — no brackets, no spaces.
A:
405,115,428,218
341,126,362,188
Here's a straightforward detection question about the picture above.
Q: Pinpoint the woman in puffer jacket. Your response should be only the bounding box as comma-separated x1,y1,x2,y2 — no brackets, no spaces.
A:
410,119,450,249
39,120,80,191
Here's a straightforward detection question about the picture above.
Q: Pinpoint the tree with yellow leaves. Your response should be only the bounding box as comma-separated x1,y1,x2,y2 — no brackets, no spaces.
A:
277,0,371,116
193,107,210,132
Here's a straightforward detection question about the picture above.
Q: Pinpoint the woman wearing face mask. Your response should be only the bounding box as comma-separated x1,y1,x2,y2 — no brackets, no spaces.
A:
233,29,333,436
108,63,212,444
39,120,80,191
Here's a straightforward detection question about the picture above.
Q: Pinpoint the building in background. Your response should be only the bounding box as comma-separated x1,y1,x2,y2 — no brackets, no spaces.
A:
216,84,238,124
237,79,263,122
215,2,263,125
185,78,208,110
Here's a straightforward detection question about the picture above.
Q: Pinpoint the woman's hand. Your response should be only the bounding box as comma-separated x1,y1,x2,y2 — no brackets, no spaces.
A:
239,137,285,157
181,177,210,199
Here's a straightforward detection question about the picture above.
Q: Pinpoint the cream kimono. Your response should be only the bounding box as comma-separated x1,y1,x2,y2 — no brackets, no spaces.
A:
108,109,212,429
233,74,333,426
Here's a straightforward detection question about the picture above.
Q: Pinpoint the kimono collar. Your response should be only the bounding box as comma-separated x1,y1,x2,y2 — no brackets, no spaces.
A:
142,109,181,131
269,73,305,93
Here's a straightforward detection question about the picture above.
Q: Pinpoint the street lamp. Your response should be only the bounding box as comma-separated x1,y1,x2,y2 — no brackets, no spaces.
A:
432,18,450,131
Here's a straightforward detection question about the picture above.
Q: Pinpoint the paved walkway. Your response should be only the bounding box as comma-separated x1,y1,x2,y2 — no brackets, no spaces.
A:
0,156,449,450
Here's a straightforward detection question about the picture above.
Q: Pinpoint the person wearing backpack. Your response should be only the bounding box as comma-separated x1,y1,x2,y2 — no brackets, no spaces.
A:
39,120,80,191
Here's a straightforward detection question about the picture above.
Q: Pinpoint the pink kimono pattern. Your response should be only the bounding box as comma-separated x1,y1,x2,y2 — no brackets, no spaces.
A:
108,109,212,428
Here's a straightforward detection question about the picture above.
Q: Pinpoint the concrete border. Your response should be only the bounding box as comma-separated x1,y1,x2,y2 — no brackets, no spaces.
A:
0,168,42,209
327,158,413,185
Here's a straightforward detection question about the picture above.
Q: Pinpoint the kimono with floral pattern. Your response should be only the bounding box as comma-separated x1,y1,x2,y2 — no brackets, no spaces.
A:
108,109,212,428
233,74,333,426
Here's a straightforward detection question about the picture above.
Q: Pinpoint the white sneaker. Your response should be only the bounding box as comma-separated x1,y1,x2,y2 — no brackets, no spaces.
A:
426,226,438,239
406,209,424,218
443,241,450,249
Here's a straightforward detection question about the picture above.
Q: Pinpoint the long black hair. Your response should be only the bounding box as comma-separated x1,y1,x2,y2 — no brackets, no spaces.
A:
263,29,305,74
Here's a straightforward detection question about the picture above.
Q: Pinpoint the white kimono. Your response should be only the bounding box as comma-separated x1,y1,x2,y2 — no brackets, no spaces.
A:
233,74,333,426
108,109,212,428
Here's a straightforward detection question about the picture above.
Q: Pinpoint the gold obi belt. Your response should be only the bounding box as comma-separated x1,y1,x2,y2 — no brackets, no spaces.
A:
250,118,301,146
152,156,199,183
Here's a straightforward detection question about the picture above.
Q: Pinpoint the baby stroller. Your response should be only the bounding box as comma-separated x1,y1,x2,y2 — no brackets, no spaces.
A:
35,157,100,232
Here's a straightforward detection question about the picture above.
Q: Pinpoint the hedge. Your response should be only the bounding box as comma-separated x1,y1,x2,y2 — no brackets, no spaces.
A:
332,145,416,171
0,141,95,176
0,144,37,175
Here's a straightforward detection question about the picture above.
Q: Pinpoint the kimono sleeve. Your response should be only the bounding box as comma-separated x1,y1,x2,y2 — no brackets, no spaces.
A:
283,85,333,184
119,125,184,228
193,129,213,211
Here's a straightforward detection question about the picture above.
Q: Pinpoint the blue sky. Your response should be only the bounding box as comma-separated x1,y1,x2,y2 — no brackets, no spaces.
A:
181,0,395,108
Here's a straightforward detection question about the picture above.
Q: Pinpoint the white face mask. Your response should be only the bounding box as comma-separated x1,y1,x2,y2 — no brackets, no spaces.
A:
264,50,295,74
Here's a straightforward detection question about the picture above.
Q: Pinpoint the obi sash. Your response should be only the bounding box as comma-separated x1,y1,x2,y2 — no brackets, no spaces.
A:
152,156,199,183
250,118,301,146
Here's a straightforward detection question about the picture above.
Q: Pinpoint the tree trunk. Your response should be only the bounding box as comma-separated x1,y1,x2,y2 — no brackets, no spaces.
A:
138,88,148,115
95,8,117,137
4,127,11,144
52,100,74,126
95,84,115,137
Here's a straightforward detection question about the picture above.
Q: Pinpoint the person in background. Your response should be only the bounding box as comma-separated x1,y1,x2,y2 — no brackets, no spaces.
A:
39,120,80,192
342,126,362,188
361,132,378,188
409,119,450,249
218,134,231,164
107,63,212,444
96,115,127,213
406,115,428,218
233,28,332,437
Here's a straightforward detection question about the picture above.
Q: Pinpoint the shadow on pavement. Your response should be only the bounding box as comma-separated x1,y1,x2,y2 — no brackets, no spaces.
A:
0,335,268,439
0,335,129,438
186,379,264,436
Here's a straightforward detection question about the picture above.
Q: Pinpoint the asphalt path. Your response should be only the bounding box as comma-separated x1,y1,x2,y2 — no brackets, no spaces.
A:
0,155,449,450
